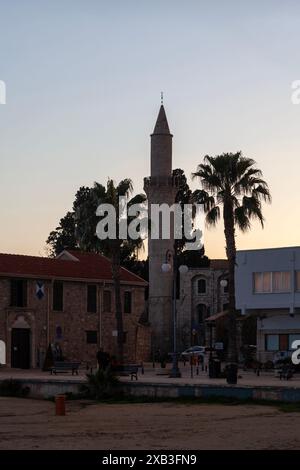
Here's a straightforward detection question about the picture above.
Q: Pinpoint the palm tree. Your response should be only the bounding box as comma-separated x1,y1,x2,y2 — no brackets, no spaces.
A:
192,152,271,383
76,178,146,363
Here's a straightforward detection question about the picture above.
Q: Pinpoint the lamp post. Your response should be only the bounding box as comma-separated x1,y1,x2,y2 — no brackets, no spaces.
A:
162,249,188,378
208,279,228,379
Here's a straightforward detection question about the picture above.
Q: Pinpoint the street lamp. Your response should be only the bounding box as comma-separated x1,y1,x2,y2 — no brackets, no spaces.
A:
220,279,228,289
162,249,188,378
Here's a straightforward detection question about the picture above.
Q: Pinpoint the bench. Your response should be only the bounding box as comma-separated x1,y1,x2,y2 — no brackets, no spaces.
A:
279,367,294,380
113,363,144,381
50,361,80,376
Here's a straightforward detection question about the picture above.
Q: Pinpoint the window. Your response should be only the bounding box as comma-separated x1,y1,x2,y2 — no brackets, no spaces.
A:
124,291,132,314
254,272,291,293
296,272,300,291
10,279,27,307
123,331,127,344
265,334,279,351
272,272,291,292
254,272,263,293
265,334,295,351
103,290,112,312
289,334,300,350
197,279,206,294
53,281,63,311
279,334,289,351
86,330,98,344
223,303,229,311
87,285,97,313
196,304,208,324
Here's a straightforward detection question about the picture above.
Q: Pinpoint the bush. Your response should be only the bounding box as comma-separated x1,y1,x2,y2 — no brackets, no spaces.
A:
0,379,30,397
80,368,120,400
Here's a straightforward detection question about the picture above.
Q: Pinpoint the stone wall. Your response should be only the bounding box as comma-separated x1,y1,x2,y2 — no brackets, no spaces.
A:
0,278,151,368
177,266,229,351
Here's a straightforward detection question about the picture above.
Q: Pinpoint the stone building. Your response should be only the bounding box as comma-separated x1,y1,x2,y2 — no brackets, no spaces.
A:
144,105,177,356
0,249,150,369
177,260,229,351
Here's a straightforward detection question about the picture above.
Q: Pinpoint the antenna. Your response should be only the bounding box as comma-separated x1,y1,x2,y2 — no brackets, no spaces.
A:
160,91,163,105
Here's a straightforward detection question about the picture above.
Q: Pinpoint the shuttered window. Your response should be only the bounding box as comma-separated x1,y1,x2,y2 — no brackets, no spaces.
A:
10,279,27,307
53,281,63,311
87,285,97,313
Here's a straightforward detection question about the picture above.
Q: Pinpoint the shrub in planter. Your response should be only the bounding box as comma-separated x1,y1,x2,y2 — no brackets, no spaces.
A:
80,368,120,400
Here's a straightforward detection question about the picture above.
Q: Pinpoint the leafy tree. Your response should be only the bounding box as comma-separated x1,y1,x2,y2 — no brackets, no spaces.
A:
47,179,146,363
46,169,202,267
46,184,145,265
75,178,146,363
192,151,271,383
46,212,77,256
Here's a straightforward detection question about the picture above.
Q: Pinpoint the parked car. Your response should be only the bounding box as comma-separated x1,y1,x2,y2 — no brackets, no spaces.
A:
181,346,206,358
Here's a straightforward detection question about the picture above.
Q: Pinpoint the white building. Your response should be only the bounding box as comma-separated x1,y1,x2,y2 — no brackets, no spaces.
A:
236,246,300,363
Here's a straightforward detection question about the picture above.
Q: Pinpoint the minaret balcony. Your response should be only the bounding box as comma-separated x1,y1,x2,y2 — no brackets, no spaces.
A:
143,175,179,188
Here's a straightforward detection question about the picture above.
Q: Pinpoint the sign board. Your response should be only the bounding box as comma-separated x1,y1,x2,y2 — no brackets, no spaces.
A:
112,330,118,337
36,281,45,300
214,342,224,350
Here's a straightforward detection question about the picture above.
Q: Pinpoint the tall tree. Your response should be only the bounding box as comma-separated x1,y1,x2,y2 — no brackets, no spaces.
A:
192,152,271,383
46,212,77,256
46,184,144,265
75,179,146,363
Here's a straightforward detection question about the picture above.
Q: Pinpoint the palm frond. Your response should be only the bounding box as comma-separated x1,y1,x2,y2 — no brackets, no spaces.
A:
205,206,220,227
117,178,133,198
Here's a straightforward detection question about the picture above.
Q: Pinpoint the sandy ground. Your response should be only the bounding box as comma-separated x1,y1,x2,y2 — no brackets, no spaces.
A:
0,398,300,450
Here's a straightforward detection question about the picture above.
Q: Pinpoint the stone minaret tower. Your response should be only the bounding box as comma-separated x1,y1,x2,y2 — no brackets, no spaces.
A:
144,105,177,356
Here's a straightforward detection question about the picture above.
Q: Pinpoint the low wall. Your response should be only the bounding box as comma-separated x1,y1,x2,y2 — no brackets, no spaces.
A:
0,377,84,399
1,377,300,403
121,382,300,402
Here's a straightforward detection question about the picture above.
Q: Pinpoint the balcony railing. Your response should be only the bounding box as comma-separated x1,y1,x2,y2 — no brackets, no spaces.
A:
143,176,180,188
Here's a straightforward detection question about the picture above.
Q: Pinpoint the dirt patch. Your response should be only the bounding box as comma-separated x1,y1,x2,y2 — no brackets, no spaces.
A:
0,397,299,450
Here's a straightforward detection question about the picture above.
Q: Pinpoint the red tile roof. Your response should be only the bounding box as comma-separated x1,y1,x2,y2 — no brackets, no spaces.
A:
0,250,147,285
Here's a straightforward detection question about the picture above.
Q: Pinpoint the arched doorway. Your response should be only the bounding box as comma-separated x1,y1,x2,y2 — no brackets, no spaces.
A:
194,303,210,345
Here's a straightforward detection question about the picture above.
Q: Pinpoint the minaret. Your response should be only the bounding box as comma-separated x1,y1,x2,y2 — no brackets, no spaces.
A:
144,104,177,356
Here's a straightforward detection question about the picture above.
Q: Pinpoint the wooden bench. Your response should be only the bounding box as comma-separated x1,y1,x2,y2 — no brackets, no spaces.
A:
279,366,294,380
113,363,144,381
50,361,80,376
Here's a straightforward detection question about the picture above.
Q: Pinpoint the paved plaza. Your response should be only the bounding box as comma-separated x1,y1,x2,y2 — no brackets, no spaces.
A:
0,363,300,388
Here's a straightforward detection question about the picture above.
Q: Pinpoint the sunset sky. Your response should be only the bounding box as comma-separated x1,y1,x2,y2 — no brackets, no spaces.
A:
1,0,300,259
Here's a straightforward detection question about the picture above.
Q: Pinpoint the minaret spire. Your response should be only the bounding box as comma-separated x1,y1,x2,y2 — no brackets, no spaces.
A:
152,103,171,136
